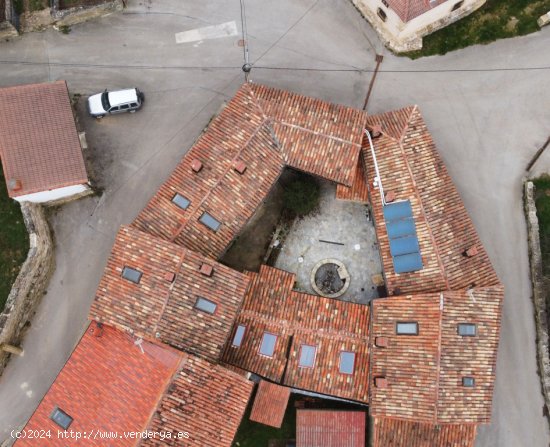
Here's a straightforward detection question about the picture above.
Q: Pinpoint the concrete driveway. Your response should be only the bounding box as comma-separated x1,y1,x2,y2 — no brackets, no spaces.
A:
0,1,549,445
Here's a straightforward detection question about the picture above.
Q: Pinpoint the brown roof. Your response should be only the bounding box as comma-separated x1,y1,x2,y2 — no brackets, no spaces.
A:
296,410,367,447
89,225,250,362
386,0,449,22
17,323,182,447
143,354,253,447
222,265,370,402
132,82,366,259
365,106,500,295
372,417,477,447
369,286,503,424
0,80,88,198
336,152,369,203
249,380,291,428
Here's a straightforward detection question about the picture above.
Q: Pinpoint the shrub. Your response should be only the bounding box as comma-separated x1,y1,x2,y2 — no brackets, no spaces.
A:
283,174,320,217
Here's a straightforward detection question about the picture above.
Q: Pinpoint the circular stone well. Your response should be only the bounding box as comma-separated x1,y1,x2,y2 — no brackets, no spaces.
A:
310,258,350,298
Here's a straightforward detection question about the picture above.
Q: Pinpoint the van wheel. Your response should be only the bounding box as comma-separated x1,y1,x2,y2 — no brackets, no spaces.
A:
129,110,136,113
95,115,104,119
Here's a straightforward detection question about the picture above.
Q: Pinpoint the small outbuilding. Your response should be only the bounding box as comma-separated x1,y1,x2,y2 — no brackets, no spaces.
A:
0,80,90,203
296,410,366,447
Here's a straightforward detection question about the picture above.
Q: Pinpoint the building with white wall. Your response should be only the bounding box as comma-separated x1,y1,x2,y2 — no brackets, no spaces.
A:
0,80,90,204
352,0,486,52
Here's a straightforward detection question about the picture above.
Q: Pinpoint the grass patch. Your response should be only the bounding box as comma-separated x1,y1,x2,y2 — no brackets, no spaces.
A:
283,173,320,218
0,165,29,312
405,0,550,58
532,175,550,329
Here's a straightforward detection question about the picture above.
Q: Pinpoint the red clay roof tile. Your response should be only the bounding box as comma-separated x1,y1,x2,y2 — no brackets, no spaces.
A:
297,410,367,447
89,226,249,363
17,323,182,447
0,81,88,198
249,380,291,428
222,265,370,402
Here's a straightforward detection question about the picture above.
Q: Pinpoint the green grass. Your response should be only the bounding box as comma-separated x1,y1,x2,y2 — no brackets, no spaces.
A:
0,166,29,312
406,0,550,58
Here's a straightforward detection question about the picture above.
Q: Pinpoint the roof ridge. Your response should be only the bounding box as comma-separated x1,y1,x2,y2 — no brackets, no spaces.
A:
396,105,417,143
169,117,271,242
275,120,363,148
396,110,450,290
433,292,444,423
151,244,188,337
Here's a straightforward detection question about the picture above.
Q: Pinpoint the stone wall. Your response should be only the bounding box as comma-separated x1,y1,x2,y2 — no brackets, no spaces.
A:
524,181,550,413
351,0,486,52
52,0,123,27
0,203,54,376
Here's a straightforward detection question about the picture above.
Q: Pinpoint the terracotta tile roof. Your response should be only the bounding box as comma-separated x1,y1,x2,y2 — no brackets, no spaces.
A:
296,410,366,447
17,322,182,447
142,355,253,447
222,265,370,402
336,154,369,203
0,80,88,198
249,380,291,428
372,417,477,447
133,82,366,259
369,286,503,424
89,226,249,362
386,0,449,22
365,106,500,295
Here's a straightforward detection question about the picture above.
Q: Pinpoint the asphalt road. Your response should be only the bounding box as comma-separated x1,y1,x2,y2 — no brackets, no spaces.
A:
0,1,549,445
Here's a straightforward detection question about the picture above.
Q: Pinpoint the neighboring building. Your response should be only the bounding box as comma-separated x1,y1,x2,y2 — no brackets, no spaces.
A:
296,410,367,447
17,82,502,447
351,0,486,52
0,80,90,203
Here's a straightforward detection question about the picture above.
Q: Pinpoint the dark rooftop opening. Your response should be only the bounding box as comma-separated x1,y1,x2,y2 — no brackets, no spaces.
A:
298,344,317,368
259,332,277,357
199,212,221,232
396,321,418,335
458,323,477,336
50,407,73,430
232,325,246,347
194,297,217,314
339,351,356,374
172,193,190,210
122,266,142,284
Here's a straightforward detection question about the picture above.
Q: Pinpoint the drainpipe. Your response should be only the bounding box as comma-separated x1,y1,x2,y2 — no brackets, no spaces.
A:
364,129,386,206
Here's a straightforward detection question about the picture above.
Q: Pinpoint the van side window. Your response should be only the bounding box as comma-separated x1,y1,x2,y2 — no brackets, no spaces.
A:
131,103,138,107
120,104,130,110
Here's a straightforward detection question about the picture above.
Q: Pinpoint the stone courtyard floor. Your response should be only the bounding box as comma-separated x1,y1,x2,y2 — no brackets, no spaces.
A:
275,180,383,304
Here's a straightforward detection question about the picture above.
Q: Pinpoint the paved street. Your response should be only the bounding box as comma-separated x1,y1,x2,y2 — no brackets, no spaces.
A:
0,0,549,445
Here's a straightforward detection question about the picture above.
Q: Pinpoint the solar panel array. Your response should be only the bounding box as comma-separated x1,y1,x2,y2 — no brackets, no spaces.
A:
383,200,423,274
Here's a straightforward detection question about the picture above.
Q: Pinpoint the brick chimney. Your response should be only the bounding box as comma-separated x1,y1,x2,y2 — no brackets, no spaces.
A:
8,179,22,192
374,377,388,388
191,159,203,173
375,336,389,348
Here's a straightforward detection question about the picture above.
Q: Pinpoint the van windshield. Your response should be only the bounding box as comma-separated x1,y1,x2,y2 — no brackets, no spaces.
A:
101,92,111,110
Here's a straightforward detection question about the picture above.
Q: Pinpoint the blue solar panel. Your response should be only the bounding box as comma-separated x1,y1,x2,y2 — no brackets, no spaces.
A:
383,200,423,274
383,200,413,221
393,252,423,273
388,235,420,257
386,218,416,239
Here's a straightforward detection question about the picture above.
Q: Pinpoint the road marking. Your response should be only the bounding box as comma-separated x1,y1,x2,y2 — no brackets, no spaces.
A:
175,21,239,44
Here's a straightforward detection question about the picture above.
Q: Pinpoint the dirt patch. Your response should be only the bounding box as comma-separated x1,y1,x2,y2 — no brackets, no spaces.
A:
220,183,284,273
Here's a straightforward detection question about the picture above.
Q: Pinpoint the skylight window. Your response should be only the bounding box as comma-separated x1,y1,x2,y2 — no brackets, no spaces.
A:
50,407,73,430
194,297,217,314
172,193,190,210
121,266,142,284
458,323,477,336
298,345,317,368
462,377,475,387
396,322,419,335
199,212,221,232
259,332,277,357
339,351,356,375
232,325,246,347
